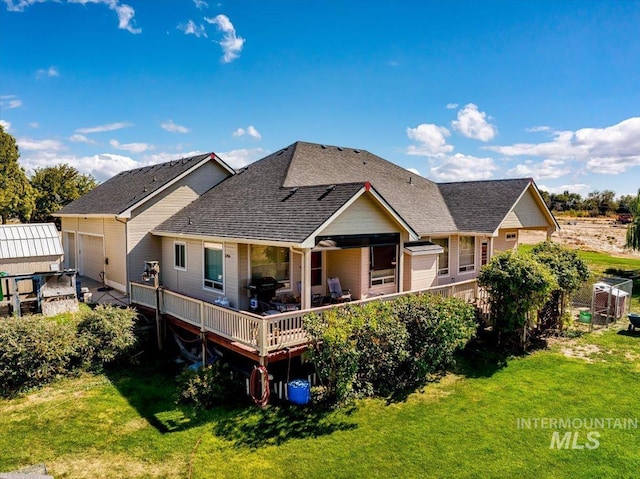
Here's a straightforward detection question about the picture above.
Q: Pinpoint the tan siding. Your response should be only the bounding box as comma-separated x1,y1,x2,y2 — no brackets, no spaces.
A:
494,229,518,253
102,218,126,290
319,194,400,237
326,248,362,299
404,254,437,291
0,257,61,276
78,217,103,235
501,188,549,229
78,234,104,281
224,243,239,308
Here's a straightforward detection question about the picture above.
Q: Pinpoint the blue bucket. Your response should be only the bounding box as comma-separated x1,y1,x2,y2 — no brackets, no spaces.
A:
287,379,311,405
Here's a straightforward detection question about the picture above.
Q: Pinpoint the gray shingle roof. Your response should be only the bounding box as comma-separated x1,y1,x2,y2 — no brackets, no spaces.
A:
56,153,220,216
438,178,533,233
154,147,368,243
282,142,458,235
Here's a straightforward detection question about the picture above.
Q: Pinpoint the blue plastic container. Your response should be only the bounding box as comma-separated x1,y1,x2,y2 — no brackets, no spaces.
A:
287,379,311,405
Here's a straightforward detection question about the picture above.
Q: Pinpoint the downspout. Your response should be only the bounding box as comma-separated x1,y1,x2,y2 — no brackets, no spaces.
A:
115,216,128,294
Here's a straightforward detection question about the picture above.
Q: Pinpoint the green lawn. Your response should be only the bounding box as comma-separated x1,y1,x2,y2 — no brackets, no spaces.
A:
1,324,639,478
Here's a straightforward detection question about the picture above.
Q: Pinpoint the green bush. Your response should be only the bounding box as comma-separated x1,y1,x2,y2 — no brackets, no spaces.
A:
0,315,79,396
177,361,246,408
0,304,139,396
303,294,476,404
76,305,137,366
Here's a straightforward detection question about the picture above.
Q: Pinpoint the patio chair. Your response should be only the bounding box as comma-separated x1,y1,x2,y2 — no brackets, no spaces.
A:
328,277,352,303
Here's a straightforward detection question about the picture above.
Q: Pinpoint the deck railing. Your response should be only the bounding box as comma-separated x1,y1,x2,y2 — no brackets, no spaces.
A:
130,278,485,358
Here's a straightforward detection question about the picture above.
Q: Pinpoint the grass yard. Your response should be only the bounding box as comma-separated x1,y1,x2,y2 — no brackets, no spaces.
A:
1,324,639,478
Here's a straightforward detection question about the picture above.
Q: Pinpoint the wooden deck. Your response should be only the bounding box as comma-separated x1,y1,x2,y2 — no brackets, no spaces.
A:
130,279,485,364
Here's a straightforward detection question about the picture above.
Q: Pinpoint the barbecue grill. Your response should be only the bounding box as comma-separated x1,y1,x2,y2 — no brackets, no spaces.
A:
246,277,285,305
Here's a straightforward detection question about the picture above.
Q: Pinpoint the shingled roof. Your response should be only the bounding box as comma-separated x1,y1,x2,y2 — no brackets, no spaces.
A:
154,147,376,243
438,178,534,233
56,153,231,216
282,142,458,235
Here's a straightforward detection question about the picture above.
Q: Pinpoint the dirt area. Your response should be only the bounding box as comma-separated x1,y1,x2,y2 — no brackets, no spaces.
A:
520,217,640,258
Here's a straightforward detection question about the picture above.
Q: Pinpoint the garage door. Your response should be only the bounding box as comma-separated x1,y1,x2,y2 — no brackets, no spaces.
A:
79,234,104,282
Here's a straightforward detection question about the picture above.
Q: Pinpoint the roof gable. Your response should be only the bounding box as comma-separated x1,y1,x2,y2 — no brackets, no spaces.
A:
0,223,63,260
56,153,233,217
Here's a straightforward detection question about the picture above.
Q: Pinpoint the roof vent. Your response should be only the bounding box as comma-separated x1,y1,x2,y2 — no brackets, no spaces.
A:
143,186,148,192
320,145,327,149
409,176,413,185
152,175,157,182
188,216,193,225
337,147,343,151
318,185,336,201
354,149,360,153
282,187,299,202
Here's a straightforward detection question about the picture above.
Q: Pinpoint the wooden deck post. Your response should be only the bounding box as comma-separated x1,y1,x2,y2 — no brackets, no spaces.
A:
301,249,312,310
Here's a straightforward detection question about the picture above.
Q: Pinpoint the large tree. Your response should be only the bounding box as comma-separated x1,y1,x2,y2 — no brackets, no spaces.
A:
0,125,34,223
30,164,97,224
625,189,640,251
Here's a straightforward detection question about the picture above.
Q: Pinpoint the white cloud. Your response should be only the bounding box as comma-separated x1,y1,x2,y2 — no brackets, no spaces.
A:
0,120,11,131
446,103,458,110
526,125,551,133
75,121,132,134
178,19,207,38
5,0,140,34
193,0,208,9
507,159,571,180
29,122,39,128
109,139,153,153
406,123,453,157
142,150,204,164
429,153,498,182
406,167,422,177
1,95,22,108
17,137,65,151
451,103,497,141
36,66,59,78
217,147,267,169
233,125,261,140
19,150,143,182
537,183,590,195
161,119,189,133
69,133,95,144
486,117,640,174
205,14,245,63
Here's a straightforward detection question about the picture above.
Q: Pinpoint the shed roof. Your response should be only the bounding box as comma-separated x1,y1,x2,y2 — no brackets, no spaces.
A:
0,223,63,260
56,153,233,217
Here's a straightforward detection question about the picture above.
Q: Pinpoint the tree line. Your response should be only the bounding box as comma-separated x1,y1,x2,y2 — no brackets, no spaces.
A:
0,125,97,225
539,189,637,217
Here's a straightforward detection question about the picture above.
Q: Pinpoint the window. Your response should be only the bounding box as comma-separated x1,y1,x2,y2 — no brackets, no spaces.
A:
505,232,517,241
370,244,396,286
459,236,475,272
432,237,449,276
204,242,224,291
311,251,322,287
174,242,186,270
250,245,290,289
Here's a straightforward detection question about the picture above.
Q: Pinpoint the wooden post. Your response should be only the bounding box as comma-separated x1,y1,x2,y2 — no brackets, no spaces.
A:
154,274,162,351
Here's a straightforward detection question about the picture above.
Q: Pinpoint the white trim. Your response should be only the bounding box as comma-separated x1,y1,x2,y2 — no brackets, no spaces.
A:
203,241,225,293
62,230,77,270
300,186,418,248
120,154,234,219
151,230,300,248
493,181,560,236
173,241,187,271
431,236,450,276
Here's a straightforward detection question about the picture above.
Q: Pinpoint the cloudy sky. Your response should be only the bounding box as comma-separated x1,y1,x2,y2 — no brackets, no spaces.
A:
1,0,639,196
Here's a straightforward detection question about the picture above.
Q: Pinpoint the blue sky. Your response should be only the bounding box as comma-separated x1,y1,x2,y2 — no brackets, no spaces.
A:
1,0,639,196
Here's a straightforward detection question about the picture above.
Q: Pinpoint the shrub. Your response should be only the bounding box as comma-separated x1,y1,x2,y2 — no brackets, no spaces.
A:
0,315,79,396
303,294,476,404
177,361,246,408
76,305,137,366
395,294,476,385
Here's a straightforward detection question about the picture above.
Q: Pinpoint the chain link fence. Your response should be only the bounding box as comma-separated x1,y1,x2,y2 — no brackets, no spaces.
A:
571,275,633,329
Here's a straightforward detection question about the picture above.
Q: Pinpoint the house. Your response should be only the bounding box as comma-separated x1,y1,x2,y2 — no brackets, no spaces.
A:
55,153,235,291
151,141,558,311
57,141,558,371
0,223,77,317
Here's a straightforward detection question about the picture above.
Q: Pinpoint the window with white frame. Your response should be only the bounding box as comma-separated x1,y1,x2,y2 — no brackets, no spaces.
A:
203,242,224,291
432,237,449,276
459,236,475,273
370,244,397,286
505,232,517,241
250,245,290,289
174,242,186,270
